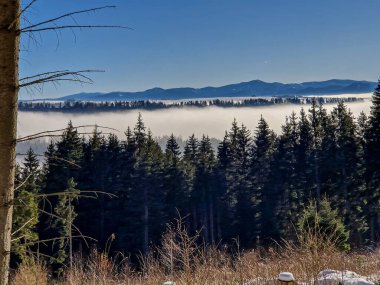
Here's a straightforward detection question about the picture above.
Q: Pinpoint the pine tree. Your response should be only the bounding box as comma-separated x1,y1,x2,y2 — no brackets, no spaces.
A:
134,113,146,152
249,116,276,244
12,149,41,260
43,121,83,197
308,99,324,202
164,134,187,222
330,102,367,241
192,135,217,243
138,130,165,254
184,134,199,166
76,128,109,247
39,122,83,262
51,178,80,273
364,79,380,240
298,197,350,251
271,113,300,240
112,126,137,255
225,121,252,246
183,134,199,234
295,108,314,201
318,104,338,199
215,132,231,241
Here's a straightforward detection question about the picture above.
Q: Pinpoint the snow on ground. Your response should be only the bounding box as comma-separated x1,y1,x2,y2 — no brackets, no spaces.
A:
243,270,378,285
318,270,375,285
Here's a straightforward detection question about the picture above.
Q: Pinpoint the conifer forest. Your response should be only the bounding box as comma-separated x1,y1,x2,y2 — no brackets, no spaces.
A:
3,1,380,284
11,82,380,271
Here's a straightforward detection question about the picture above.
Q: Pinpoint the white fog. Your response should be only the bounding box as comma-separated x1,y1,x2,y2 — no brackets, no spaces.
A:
18,95,372,141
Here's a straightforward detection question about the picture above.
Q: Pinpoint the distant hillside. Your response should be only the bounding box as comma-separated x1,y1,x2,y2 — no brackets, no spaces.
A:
39,79,377,102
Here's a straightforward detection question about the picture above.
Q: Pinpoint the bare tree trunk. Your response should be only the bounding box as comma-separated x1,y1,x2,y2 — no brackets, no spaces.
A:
0,1,20,284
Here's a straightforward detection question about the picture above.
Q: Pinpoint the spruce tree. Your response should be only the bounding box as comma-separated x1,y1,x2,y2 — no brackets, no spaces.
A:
40,122,83,261
139,130,165,254
330,102,367,240
192,135,217,243
164,134,187,222
295,108,314,201
225,121,252,246
76,128,109,246
183,134,199,234
116,126,140,255
134,112,146,152
215,132,231,241
298,197,350,251
51,178,80,273
249,116,276,244
12,148,41,260
308,99,324,202
271,113,300,240
364,79,380,240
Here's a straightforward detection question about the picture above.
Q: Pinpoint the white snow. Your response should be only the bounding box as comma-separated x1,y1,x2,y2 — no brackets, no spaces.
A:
318,270,375,285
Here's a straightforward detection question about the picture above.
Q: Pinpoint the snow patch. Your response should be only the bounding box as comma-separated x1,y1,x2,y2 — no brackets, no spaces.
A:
318,270,375,285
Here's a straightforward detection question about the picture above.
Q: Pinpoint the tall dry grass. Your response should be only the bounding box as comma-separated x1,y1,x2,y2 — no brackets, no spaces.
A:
11,258,48,285
10,222,380,285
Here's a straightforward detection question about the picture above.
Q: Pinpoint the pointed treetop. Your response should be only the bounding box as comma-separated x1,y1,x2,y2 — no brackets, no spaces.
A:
166,133,181,157
370,78,380,115
22,147,40,174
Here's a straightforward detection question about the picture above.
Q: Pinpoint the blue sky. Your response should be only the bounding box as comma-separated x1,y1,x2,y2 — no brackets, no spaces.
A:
19,0,380,98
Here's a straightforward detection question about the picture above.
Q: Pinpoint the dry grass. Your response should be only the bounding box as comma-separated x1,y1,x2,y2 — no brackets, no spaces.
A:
10,223,380,285
11,258,48,285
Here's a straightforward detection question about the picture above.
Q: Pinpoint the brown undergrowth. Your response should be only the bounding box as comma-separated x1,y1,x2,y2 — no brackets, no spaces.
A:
10,222,380,285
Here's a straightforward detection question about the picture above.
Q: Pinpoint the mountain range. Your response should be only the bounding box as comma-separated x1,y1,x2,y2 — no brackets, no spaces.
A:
41,79,377,102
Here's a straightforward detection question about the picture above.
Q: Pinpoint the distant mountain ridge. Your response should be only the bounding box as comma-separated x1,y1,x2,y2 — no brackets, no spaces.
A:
42,79,377,102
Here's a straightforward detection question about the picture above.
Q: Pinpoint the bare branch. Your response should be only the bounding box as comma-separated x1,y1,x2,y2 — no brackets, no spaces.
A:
17,125,119,142
18,69,104,88
14,173,33,191
20,6,117,31
20,70,71,81
11,218,35,237
38,208,96,248
17,132,112,143
16,236,96,247
21,78,93,88
21,0,39,16
16,153,44,157
22,25,131,33
37,190,117,199
8,0,39,30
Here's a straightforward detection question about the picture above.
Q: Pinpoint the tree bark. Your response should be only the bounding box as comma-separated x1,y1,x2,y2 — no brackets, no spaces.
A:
0,1,20,284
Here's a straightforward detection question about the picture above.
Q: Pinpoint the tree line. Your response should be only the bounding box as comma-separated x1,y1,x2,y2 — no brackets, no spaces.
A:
18,96,363,112
12,82,380,270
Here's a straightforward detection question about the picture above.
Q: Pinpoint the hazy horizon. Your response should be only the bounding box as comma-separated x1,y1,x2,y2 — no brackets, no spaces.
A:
19,1,380,99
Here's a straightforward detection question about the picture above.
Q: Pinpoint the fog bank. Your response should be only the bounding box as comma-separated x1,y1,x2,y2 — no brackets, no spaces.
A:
18,100,372,140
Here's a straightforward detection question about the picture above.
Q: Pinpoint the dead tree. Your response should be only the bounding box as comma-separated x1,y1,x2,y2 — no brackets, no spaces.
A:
0,2,126,284
0,1,21,285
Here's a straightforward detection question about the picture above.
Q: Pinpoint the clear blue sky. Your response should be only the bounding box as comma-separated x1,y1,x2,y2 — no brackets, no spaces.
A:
19,0,380,98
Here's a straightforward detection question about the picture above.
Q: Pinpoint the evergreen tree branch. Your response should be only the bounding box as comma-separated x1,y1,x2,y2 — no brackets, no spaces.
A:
38,208,95,249
11,218,34,237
